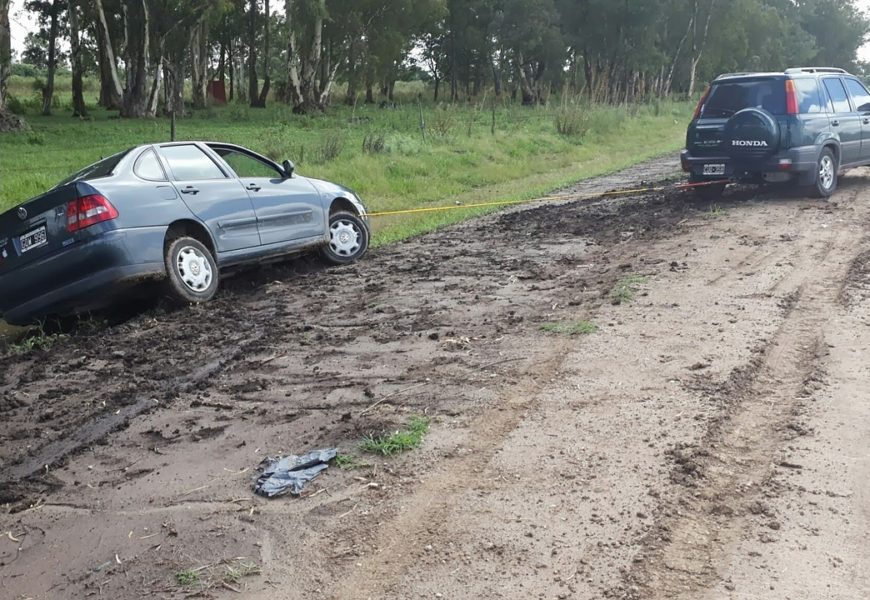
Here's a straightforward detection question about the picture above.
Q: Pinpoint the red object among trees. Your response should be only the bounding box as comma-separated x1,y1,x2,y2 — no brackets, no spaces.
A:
207,81,227,105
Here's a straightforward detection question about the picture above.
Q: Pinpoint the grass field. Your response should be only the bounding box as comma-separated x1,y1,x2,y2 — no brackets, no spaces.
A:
0,81,691,245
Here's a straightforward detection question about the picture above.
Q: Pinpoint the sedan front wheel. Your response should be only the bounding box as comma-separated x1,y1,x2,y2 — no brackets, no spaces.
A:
321,211,370,265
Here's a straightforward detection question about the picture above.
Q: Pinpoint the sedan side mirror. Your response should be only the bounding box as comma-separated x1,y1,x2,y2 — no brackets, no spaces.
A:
282,159,295,178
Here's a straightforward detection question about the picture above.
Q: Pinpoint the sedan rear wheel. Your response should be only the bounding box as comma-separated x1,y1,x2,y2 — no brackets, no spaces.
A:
164,236,219,304
320,211,370,265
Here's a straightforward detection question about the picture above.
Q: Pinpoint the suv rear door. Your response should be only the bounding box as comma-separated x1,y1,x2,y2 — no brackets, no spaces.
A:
843,77,870,161
821,77,862,166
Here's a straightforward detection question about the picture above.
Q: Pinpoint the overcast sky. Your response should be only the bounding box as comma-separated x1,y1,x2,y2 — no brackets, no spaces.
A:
8,0,870,63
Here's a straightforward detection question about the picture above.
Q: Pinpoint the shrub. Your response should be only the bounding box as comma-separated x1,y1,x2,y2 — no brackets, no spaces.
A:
362,132,387,154
554,104,592,138
313,133,343,163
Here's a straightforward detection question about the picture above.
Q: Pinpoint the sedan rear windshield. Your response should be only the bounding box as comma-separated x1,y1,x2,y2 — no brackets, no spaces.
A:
56,150,131,187
702,80,786,117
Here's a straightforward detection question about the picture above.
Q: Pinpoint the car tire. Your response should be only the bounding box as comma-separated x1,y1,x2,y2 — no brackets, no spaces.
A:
164,236,220,304
812,148,838,198
320,211,369,265
692,181,727,201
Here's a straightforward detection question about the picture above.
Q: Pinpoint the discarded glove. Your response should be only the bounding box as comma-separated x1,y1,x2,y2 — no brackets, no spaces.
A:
254,448,338,498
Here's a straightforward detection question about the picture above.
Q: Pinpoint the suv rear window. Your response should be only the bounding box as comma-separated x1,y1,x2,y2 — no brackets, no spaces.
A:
702,80,786,117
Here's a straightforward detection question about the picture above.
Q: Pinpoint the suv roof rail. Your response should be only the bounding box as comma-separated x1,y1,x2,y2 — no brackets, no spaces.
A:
784,67,847,74
714,72,755,80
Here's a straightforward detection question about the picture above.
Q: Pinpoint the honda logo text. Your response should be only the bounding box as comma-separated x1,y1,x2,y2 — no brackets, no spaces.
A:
732,140,768,147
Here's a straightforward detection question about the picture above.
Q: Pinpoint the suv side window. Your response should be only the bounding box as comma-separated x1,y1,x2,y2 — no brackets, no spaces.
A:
823,78,853,113
793,79,825,114
844,78,870,113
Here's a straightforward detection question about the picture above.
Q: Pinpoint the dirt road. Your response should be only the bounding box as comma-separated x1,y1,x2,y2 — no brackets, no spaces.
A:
1,156,869,599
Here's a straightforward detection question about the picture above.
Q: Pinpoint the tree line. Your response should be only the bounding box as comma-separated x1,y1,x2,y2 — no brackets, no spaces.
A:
0,0,868,120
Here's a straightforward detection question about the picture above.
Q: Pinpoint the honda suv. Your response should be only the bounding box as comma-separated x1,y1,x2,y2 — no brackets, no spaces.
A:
681,67,870,198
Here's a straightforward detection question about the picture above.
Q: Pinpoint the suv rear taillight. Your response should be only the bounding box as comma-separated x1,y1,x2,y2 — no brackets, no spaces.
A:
785,80,798,115
66,194,119,233
693,85,710,119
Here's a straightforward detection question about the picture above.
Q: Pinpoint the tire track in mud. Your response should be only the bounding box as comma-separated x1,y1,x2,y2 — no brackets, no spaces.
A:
328,341,573,600
616,208,863,599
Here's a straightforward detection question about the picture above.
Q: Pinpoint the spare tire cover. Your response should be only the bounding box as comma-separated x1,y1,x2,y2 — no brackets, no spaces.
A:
723,108,780,159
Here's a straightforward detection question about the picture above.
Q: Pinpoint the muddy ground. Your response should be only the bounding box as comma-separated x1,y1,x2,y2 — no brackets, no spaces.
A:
1,155,869,599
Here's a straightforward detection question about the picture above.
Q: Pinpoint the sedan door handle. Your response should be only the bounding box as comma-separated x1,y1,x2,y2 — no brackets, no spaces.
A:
831,119,840,127
181,186,200,195
245,183,262,192
863,118,870,125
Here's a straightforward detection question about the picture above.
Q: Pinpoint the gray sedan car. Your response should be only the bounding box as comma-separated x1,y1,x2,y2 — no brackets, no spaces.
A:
0,142,370,325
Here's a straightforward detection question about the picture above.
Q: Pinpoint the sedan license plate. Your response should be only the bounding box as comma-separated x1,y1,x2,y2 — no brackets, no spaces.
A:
20,225,48,254
703,163,726,176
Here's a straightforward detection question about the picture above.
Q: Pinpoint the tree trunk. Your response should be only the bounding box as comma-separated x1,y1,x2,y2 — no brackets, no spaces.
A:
285,0,327,112
688,0,716,99
69,0,87,117
146,37,164,117
94,0,123,110
228,39,235,101
218,41,226,85
248,0,260,108
120,0,150,118
666,14,692,97
163,57,184,118
41,0,60,116
516,53,536,106
191,17,209,109
490,56,502,97
0,0,13,113
256,0,270,107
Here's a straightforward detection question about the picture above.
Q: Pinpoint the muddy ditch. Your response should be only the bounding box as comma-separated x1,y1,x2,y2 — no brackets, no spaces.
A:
0,178,719,505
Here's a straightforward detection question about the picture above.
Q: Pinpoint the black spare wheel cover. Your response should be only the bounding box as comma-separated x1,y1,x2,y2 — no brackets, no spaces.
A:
723,108,780,158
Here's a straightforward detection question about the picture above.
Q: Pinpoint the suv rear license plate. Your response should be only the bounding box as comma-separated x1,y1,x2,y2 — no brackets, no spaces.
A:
20,225,48,254
703,163,726,176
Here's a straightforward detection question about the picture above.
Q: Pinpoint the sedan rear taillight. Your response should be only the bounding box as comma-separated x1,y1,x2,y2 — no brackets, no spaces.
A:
67,194,118,233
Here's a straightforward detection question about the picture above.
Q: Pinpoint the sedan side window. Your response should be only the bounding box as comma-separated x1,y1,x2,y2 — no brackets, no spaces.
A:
212,148,283,179
823,78,853,113
845,78,870,113
134,149,167,181
160,144,226,181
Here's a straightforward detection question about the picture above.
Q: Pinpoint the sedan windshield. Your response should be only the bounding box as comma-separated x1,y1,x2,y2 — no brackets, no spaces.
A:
56,150,131,187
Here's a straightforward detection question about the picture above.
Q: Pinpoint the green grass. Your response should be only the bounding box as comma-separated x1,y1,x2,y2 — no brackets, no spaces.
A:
333,453,367,470
610,275,648,305
707,203,727,218
7,327,67,354
360,416,430,456
0,81,691,246
223,562,261,585
175,569,200,587
539,320,598,335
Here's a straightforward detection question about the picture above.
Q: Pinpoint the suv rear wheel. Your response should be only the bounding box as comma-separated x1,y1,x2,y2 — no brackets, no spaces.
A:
813,148,838,198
